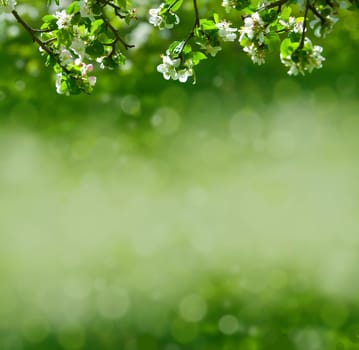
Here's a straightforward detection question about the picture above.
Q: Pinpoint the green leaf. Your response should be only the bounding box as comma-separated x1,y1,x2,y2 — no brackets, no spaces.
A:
280,38,299,57
69,65,82,74
66,1,80,15
56,29,73,46
288,31,301,42
53,63,63,73
170,0,183,12
182,44,192,54
280,6,292,21
239,36,251,47
165,12,179,25
90,19,104,35
116,0,131,10
200,19,217,31
192,51,207,65
67,77,82,95
266,32,280,52
42,15,57,24
261,10,277,23
86,41,105,56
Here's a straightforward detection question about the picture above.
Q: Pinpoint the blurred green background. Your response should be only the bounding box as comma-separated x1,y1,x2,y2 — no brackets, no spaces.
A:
1,3,359,350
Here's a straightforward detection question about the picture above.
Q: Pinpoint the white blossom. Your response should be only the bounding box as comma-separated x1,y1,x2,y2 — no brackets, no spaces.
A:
88,75,96,86
59,46,74,66
157,51,193,83
55,10,73,29
239,12,267,44
148,5,179,30
71,37,86,58
178,67,193,83
149,7,162,27
280,38,325,76
216,21,237,42
243,43,265,65
279,16,304,34
96,56,106,69
157,52,181,80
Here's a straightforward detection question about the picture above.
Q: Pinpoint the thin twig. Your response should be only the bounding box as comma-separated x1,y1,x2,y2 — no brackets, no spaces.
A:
11,10,70,73
101,14,134,53
299,0,310,48
11,10,53,56
180,0,200,55
308,3,326,23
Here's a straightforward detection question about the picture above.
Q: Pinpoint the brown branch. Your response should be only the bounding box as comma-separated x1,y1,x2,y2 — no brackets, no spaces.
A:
11,10,71,74
11,10,53,57
299,0,310,49
308,3,326,24
101,14,134,53
180,0,200,56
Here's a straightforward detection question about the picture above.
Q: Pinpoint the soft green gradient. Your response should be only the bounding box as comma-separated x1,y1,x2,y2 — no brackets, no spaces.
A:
1,96,359,349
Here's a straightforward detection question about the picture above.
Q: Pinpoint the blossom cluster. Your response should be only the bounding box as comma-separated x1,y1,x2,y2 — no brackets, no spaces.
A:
55,60,96,95
239,12,267,43
238,12,269,64
54,44,97,95
40,9,97,94
149,4,180,30
216,21,237,42
157,51,193,83
149,0,337,84
55,9,73,29
5,0,355,94
35,0,134,94
280,38,325,76
279,16,305,35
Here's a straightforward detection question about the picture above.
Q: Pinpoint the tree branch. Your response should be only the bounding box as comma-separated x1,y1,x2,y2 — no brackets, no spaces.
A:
299,0,310,49
180,0,200,56
11,10,70,73
11,10,53,57
101,14,134,53
309,3,326,24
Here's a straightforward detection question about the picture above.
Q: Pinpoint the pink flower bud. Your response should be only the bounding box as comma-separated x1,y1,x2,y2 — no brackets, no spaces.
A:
88,76,96,86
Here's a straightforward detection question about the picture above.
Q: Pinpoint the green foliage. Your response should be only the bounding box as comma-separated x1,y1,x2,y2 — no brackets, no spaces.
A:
0,0,357,94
